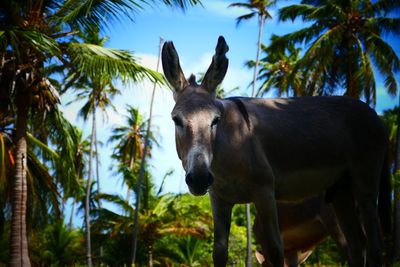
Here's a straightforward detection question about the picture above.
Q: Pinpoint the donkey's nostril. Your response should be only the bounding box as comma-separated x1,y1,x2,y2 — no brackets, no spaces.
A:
185,173,193,186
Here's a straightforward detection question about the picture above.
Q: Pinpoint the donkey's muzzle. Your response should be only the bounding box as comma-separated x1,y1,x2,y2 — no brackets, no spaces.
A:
185,171,214,196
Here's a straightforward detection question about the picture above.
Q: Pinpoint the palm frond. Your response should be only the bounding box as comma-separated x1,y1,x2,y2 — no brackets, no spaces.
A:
99,193,134,214
366,17,400,36
279,4,319,22
228,3,254,9
3,29,60,61
372,0,400,15
367,32,400,73
27,132,59,160
235,12,257,26
67,43,164,84
268,23,326,51
160,0,203,10
26,149,60,218
53,0,143,32
384,72,398,96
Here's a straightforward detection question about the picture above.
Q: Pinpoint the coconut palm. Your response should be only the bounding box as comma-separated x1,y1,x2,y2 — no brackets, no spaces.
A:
0,108,77,264
229,0,276,97
93,192,211,266
109,105,157,197
109,106,150,177
274,0,400,105
246,37,305,97
109,104,159,265
0,0,202,265
36,220,84,266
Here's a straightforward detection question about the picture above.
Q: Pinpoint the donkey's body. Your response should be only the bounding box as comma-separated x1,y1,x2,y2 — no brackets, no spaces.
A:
162,36,390,267
211,96,385,203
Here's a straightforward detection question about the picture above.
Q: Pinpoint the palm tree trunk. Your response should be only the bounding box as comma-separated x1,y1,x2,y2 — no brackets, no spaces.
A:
246,14,265,267
94,128,101,209
85,105,96,267
126,150,135,206
251,15,264,97
131,37,163,266
69,200,76,229
245,203,252,267
148,241,154,267
9,92,31,267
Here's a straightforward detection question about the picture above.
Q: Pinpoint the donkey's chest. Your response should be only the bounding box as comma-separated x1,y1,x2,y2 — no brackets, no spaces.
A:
210,170,258,204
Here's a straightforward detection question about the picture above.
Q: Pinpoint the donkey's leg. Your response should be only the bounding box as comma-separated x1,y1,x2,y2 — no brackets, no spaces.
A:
331,184,366,267
209,191,233,267
254,190,284,267
352,166,383,267
319,202,348,259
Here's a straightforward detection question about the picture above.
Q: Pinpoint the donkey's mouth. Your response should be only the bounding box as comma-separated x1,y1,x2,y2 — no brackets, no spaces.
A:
188,186,209,196
186,172,214,196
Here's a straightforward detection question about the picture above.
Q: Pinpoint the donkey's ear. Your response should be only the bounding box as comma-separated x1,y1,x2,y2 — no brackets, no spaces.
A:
162,41,188,94
201,36,229,94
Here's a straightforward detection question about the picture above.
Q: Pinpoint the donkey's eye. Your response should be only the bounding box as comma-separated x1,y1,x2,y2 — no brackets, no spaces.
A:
172,116,184,128
211,116,220,128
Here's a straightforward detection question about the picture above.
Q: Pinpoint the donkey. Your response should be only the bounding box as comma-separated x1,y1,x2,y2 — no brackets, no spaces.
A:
161,36,390,267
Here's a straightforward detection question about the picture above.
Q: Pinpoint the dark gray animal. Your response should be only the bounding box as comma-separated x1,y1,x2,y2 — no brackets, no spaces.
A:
161,36,390,267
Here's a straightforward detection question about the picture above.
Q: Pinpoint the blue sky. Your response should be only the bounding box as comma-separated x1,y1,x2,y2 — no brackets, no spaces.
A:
61,0,400,223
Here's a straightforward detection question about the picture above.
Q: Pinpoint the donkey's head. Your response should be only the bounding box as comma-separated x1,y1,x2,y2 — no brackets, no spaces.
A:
162,36,229,196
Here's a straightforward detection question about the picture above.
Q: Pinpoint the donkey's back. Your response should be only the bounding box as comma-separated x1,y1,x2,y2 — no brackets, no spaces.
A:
233,96,387,201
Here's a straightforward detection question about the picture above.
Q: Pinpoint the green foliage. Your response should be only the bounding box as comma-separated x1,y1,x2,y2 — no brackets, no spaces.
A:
32,221,85,266
271,0,400,105
306,237,346,266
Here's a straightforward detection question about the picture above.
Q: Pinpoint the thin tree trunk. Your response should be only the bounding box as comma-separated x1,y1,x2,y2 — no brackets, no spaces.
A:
246,14,264,267
148,242,154,267
245,203,253,267
251,15,264,98
131,37,163,266
94,127,101,209
126,151,135,206
69,200,75,229
9,92,31,267
94,128,103,265
85,105,96,267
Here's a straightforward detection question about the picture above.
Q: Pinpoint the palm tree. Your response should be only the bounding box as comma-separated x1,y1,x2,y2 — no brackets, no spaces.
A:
93,192,211,266
37,220,84,266
109,104,158,265
246,37,305,97
229,0,276,97
109,105,152,200
0,108,76,264
274,0,400,106
0,0,202,265
109,107,148,176
131,37,165,265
